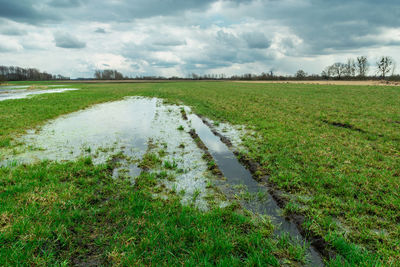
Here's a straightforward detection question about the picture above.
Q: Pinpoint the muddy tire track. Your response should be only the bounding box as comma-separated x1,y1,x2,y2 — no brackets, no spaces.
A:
188,129,223,176
201,116,336,260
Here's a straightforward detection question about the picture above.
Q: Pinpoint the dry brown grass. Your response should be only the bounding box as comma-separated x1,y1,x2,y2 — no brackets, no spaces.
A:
0,212,13,233
235,80,400,86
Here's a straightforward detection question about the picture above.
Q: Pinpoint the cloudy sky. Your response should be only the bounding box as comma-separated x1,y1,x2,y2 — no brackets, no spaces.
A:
0,0,399,78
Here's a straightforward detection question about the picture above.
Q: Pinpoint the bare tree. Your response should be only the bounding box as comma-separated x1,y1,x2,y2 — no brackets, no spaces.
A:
356,56,369,77
295,69,307,79
329,63,346,79
269,69,274,77
344,58,356,77
391,61,397,77
321,70,329,79
190,73,199,80
0,65,69,81
321,66,332,79
94,69,125,80
94,70,102,80
376,56,393,79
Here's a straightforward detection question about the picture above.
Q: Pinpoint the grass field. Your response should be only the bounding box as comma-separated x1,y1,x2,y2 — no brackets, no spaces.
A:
1,81,399,265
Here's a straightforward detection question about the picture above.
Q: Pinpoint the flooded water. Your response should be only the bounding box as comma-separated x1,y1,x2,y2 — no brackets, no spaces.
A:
2,97,212,209
188,114,323,266
2,96,323,265
201,117,251,151
0,85,32,90
0,87,77,101
14,98,156,164
0,85,65,90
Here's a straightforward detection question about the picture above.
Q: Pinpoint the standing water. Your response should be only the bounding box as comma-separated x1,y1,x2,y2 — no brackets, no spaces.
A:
0,86,78,101
188,113,324,266
1,96,324,265
1,97,213,209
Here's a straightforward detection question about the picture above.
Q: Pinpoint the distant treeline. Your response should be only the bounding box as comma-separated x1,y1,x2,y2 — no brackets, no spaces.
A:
92,56,399,81
94,69,125,80
0,66,70,82
1,55,398,82
193,56,399,81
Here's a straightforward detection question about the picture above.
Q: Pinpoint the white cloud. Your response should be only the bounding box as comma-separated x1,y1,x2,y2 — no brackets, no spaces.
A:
0,0,399,77
0,36,23,52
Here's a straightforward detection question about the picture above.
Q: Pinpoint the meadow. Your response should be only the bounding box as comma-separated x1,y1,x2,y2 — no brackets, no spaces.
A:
0,81,399,266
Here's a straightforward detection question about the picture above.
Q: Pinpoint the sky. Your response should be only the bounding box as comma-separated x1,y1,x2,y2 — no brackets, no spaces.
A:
0,0,399,78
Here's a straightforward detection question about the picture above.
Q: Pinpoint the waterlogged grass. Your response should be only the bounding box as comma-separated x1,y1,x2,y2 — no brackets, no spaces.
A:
136,82,399,265
0,83,145,148
0,158,306,265
138,153,162,170
1,81,399,265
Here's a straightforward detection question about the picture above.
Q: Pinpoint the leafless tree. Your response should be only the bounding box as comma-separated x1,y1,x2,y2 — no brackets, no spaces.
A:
391,61,397,76
376,56,393,79
295,69,307,79
0,65,69,81
329,63,346,79
94,70,102,80
344,58,356,77
356,56,369,77
94,69,125,80
321,65,332,79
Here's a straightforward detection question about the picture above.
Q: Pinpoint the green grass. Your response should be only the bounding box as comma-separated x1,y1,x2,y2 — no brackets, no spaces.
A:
0,158,305,266
138,153,162,170
1,81,399,265
137,81,399,265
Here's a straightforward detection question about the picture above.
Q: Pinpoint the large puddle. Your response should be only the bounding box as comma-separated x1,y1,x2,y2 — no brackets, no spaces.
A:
0,85,65,90
188,114,323,266
1,96,323,265
1,97,215,209
0,86,77,101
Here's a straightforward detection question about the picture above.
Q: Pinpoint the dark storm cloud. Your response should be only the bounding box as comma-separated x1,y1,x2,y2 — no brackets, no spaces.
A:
204,30,272,65
104,0,215,18
0,0,56,24
233,0,400,54
121,27,274,74
0,0,254,24
48,0,83,8
0,0,399,77
0,27,27,36
242,32,271,49
94,28,107,34
0,0,218,24
54,32,86,49
2,0,397,54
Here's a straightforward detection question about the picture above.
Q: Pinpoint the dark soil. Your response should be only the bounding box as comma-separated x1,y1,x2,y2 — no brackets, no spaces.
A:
321,119,366,133
188,129,223,176
203,118,336,261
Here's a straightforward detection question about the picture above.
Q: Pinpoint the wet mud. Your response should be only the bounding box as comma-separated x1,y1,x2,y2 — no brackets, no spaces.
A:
321,119,366,133
187,114,325,266
202,117,335,262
